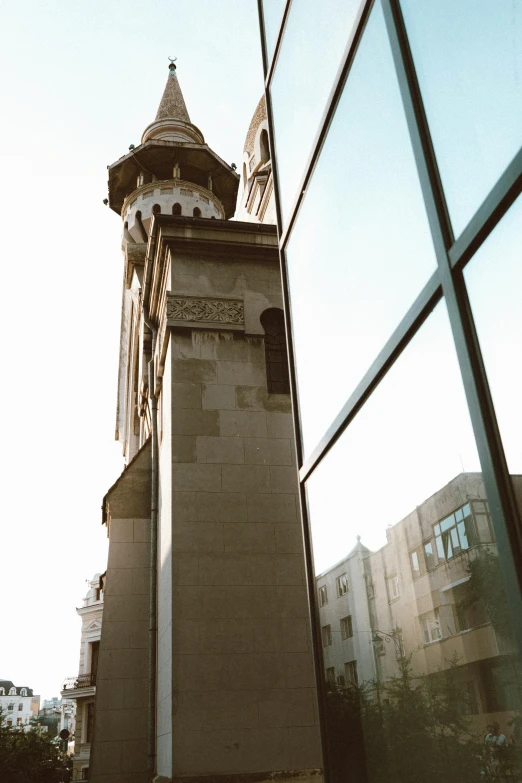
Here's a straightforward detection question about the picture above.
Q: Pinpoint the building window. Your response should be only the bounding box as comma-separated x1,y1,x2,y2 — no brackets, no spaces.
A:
434,503,475,561
318,585,328,607
19,688,27,696
193,207,201,217
260,128,270,163
326,667,336,685
172,202,182,215
410,549,421,578
344,661,358,686
424,540,436,571
450,581,488,633
8,688,16,696
322,625,332,647
420,609,442,644
18,703,23,711
0,688,4,695
152,203,161,215
16,718,22,726
86,703,95,743
387,575,400,600
90,641,100,683
336,574,348,597
7,704,13,711
81,768,90,781
6,720,12,728
340,616,353,640
260,308,290,394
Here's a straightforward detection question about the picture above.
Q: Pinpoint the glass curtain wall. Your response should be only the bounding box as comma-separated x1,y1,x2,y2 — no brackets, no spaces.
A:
257,1,522,781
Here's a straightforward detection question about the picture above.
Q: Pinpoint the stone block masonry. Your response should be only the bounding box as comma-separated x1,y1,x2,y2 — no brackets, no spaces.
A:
161,240,322,781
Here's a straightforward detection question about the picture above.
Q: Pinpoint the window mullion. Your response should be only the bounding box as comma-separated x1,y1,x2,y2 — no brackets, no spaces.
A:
382,0,522,650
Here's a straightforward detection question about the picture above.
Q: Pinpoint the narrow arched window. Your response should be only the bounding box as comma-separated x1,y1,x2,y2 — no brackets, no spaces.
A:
0,688,5,695
20,688,27,696
260,129,270,164
260,308,290,394
9,688,16,696
152,204,161,215
172,203,182,216
193,207,201,218
242,162,247,188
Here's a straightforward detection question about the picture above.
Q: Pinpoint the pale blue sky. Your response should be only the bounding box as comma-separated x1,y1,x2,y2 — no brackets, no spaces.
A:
0,0,264,701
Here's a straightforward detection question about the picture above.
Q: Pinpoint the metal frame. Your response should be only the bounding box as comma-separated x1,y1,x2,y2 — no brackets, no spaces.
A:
257,0,522,780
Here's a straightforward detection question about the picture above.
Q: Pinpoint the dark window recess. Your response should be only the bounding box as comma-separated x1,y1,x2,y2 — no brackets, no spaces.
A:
193,207,201,217
172,203,182,215
260,128,270,163
152,203,161,215
260,308,290,394
91,641,100,683
86,703,95,743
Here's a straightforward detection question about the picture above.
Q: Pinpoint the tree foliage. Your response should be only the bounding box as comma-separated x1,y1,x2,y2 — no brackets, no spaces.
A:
324,656,483,783
464,548,513,641
0,709,71,783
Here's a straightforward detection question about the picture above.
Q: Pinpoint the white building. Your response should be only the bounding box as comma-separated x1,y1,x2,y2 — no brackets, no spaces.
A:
61,572,104,780
0,680,40,729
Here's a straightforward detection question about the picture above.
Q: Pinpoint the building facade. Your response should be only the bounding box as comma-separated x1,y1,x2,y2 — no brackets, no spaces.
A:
317,473,522,737
255,1,522,781
88,63,320,783
0,681,39,729
62,572,104,780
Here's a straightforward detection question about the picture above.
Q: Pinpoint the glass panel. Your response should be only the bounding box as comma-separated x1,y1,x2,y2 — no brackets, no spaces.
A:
285,4,437,456
270,0,361,226
464,194,522,476
400,0,522,237
260,0,287,66
305,303,522,782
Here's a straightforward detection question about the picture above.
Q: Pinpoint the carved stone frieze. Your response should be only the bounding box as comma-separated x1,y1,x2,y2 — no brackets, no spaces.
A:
166,295,244,326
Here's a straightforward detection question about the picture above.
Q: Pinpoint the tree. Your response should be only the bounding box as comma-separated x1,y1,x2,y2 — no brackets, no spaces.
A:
460,548,513,640
0,709,71,783
324,655,483,783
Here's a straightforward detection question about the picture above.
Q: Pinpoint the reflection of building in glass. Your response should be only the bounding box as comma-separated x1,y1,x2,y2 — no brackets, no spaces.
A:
256,1,522,781
317,473,522,734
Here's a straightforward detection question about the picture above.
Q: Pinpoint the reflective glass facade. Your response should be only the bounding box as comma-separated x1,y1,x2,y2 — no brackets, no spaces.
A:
257,1,522,781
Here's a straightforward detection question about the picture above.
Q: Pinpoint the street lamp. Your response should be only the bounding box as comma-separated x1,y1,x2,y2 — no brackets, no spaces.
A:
371,629,404,657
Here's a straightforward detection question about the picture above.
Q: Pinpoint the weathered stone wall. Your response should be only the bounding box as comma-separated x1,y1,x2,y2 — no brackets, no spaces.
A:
90,441,152,783
165,249,322,779
157,342,173,776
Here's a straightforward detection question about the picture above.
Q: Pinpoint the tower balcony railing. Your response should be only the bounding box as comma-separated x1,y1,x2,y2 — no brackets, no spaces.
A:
62,673,96,691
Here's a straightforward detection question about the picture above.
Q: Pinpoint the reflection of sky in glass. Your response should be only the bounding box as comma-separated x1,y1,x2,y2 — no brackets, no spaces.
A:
270,0,361,226
464,195,522,474
306,303,480,575
261,0,286,65
285,4,437,457
401,0,522,238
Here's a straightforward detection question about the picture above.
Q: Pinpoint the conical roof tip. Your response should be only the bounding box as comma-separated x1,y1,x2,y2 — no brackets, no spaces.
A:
155,61,191,124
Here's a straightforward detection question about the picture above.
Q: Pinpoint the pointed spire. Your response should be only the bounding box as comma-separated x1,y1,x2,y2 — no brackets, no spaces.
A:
141,59,203,145
155,59,190,123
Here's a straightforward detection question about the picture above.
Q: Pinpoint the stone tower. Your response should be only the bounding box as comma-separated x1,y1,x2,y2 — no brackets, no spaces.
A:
89,64,322,783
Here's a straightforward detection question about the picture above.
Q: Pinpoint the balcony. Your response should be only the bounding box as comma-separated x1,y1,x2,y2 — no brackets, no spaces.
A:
61,673,96,699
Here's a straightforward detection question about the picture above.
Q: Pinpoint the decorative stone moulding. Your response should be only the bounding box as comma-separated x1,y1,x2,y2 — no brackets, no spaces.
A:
141,117,204,145
166,294,244,331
